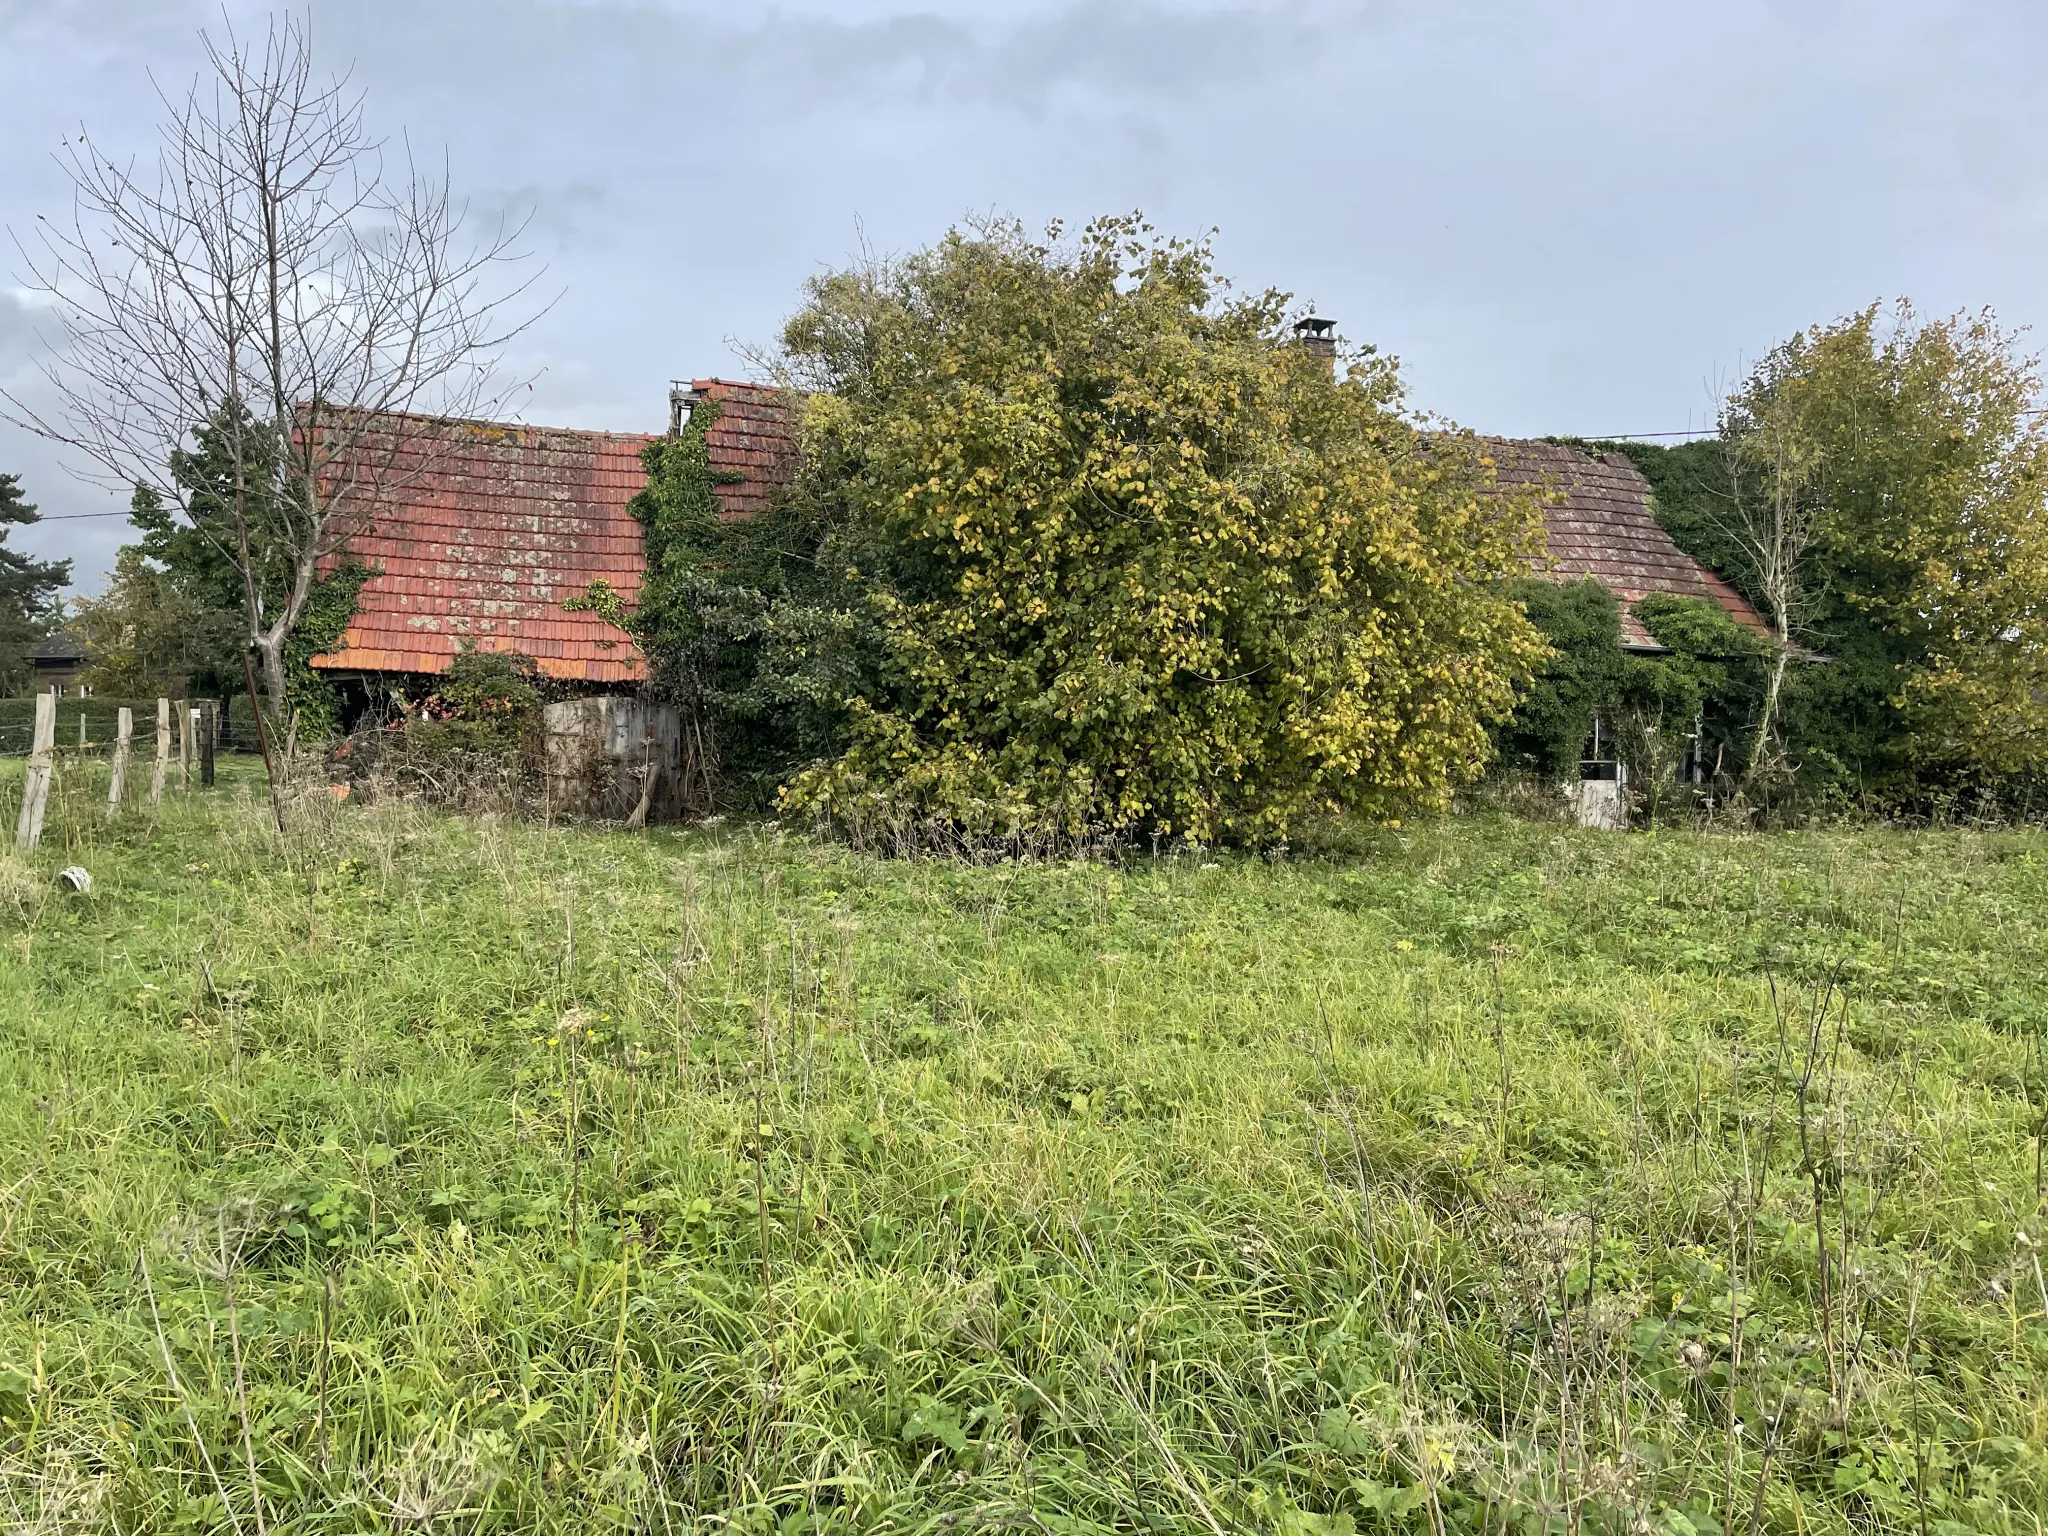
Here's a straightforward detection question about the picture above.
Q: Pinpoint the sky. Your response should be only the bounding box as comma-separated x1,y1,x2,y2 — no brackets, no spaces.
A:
3,0,2045,591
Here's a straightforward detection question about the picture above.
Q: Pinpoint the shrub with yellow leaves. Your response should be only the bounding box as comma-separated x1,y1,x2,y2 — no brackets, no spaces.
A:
770,215,1548,843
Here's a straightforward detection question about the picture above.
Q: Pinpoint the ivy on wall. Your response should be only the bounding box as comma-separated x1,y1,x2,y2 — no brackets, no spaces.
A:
1493,576,1766,789
568,398,866,807
282,562,371,736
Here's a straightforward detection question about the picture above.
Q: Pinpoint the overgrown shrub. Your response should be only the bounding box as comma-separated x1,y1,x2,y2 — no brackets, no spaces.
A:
1492,581,1767,815
571,400,871,813
331,646,545,812
757,216,1547,844
1491,579,1625,780
410,646,544,750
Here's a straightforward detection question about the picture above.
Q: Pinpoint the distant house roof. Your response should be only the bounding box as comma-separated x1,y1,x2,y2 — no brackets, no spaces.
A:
310,379,788,682
28,632,89,663
1485,438,1768,650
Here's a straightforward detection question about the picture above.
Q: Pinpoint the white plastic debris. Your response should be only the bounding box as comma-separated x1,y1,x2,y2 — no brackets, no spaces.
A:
57,866,92,893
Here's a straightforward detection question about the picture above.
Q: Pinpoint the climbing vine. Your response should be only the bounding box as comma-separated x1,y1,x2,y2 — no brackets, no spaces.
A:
282,562,371,737
567,398,869,807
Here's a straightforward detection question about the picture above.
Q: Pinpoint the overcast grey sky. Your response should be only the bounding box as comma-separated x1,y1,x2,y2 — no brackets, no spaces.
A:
4,0,2045,589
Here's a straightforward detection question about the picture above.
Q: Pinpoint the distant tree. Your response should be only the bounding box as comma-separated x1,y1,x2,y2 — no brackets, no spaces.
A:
1610,307,2048,803
1604,438,1899,796
4,16,538,821
1720,363,1824,778
120,415,352,712
0,473,71,695
768,216,1547,842
71,488,243,699
124,412,283,623
1733,304,2048,782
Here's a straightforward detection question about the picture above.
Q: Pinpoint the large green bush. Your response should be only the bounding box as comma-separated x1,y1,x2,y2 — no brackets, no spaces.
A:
1492,581,1767,795
755,217,1546,843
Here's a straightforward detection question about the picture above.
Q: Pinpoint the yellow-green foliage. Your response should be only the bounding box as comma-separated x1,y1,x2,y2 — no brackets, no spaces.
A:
778,217,1547,842
1730,302,2048,782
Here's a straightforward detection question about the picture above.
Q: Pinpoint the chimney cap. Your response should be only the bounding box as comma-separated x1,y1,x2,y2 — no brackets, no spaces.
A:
1293,316,1337,339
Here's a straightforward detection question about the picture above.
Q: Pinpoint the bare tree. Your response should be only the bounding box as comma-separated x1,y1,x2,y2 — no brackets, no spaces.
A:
1717,358,1825,780
5,14,541,822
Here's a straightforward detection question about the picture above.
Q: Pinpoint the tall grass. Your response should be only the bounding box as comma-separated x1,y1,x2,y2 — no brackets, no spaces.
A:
0,774,2043,1533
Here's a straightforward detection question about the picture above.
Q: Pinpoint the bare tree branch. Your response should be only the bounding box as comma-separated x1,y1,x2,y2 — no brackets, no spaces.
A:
4,12,546,822
1713,361,1825,780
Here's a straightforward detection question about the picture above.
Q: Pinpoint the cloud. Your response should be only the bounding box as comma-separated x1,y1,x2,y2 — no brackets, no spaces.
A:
6,0,2047,586
466,181,609,251
0,290,50,366
285,0,1357,119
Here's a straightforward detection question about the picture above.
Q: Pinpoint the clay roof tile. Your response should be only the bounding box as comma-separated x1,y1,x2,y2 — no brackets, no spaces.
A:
1484,437,1768,650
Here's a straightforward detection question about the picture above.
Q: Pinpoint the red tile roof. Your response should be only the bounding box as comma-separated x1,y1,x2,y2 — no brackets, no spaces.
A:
310,380,793,681
694,379,797,520
311,416,659,682
1485,438,1768,649
311,393,1760,681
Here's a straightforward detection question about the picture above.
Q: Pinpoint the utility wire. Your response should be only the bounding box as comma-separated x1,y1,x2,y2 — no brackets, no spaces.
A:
21,510,135,522
1566,405,2048,441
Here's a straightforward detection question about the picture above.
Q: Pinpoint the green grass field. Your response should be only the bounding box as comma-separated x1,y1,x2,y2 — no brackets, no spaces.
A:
1,772,2045,1534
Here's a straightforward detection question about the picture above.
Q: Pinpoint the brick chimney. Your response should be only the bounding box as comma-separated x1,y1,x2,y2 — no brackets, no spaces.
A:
1292,317,1337,376
668,379,705,437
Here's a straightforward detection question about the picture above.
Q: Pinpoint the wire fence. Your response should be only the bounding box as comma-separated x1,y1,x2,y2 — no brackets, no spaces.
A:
0,695,266,757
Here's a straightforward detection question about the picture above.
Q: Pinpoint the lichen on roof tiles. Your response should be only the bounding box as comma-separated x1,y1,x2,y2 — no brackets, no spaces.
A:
312,414,661,682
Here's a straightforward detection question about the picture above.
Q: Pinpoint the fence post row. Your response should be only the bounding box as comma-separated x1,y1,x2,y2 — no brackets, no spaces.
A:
149,697,171,808
106,706,134,822
13,692,56,852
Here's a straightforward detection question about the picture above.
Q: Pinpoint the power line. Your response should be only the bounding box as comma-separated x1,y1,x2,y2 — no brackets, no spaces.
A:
1567,429,1717,440
22,510,134,522
1567,407,2048,440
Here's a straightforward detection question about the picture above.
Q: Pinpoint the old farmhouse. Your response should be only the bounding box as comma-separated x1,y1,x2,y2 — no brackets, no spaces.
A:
307,380,1763,821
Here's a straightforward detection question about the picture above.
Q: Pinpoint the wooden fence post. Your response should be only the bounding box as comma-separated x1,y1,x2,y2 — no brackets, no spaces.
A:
199,701,217,788
178,702,192,793
149,698,171,807
13,692,56,851
106,707,133,822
